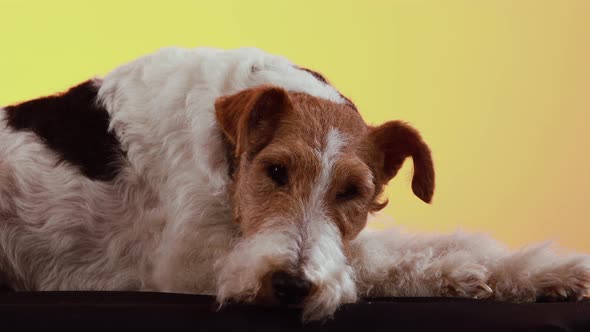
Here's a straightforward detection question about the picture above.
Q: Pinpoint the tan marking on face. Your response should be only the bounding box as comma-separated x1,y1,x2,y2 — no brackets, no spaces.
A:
231,93,374,242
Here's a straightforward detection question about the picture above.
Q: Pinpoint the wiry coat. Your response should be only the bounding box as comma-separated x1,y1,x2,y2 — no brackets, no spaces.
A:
1,47,589,320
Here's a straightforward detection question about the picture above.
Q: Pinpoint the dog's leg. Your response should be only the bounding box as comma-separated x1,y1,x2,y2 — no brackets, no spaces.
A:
489,242,590,302
350,228,590,301
349,228,501,299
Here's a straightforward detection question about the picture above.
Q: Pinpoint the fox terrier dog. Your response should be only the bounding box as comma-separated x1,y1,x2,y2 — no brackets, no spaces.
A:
0,47,589,320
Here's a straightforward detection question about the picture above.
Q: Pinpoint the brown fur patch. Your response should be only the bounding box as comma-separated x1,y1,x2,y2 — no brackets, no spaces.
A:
215,85,434,259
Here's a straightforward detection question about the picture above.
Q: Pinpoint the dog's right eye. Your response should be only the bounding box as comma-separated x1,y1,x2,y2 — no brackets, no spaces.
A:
266,164,288,186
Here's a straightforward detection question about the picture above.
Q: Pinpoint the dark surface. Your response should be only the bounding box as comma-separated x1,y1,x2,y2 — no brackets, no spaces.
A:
0,292,589,332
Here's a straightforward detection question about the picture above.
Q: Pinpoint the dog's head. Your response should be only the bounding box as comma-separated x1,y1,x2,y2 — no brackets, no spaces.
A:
214,85,434,319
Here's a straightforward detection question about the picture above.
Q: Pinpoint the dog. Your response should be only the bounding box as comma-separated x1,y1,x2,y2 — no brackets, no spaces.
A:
1,47,589,320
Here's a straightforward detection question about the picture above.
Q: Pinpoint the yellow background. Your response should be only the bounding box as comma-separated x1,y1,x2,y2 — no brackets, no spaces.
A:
1,1,589,251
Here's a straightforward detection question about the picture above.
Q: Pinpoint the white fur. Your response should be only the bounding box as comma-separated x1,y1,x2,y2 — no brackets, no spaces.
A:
300,128,357,320
302,220,357,320
1,47,589,321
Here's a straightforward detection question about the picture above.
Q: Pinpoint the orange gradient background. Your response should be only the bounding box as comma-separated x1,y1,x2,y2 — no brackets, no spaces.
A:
1,1,589,251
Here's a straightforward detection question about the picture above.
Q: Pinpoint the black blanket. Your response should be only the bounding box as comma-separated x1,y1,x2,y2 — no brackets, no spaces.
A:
0,292,588,331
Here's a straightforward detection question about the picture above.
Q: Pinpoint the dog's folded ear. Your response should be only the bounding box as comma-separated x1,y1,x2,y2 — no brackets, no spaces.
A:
215,85,292,158
369,121,435,203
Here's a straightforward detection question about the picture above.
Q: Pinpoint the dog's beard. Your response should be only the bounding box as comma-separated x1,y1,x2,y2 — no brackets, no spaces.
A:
299,219,358,320
215,225,300,303
215,220,357,320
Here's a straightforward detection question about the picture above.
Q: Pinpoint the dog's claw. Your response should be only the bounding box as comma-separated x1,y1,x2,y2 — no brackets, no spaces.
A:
557,288,568,298
478,283,493,294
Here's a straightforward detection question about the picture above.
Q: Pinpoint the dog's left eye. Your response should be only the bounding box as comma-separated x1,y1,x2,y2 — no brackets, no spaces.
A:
336,184,359,201
266,164,288,186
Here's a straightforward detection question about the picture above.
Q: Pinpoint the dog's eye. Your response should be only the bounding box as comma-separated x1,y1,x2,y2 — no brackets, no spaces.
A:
336,184,359,201
266,164,288,186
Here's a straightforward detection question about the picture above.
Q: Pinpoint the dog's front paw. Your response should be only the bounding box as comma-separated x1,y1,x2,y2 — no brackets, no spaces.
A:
492,248,590,302
533,256,590,302
430,256,493,299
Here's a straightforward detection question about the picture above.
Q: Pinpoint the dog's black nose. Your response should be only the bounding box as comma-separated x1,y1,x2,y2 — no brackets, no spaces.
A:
271,271,312,305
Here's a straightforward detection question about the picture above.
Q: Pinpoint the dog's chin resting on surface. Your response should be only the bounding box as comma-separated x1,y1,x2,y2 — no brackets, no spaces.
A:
0,47,588,321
